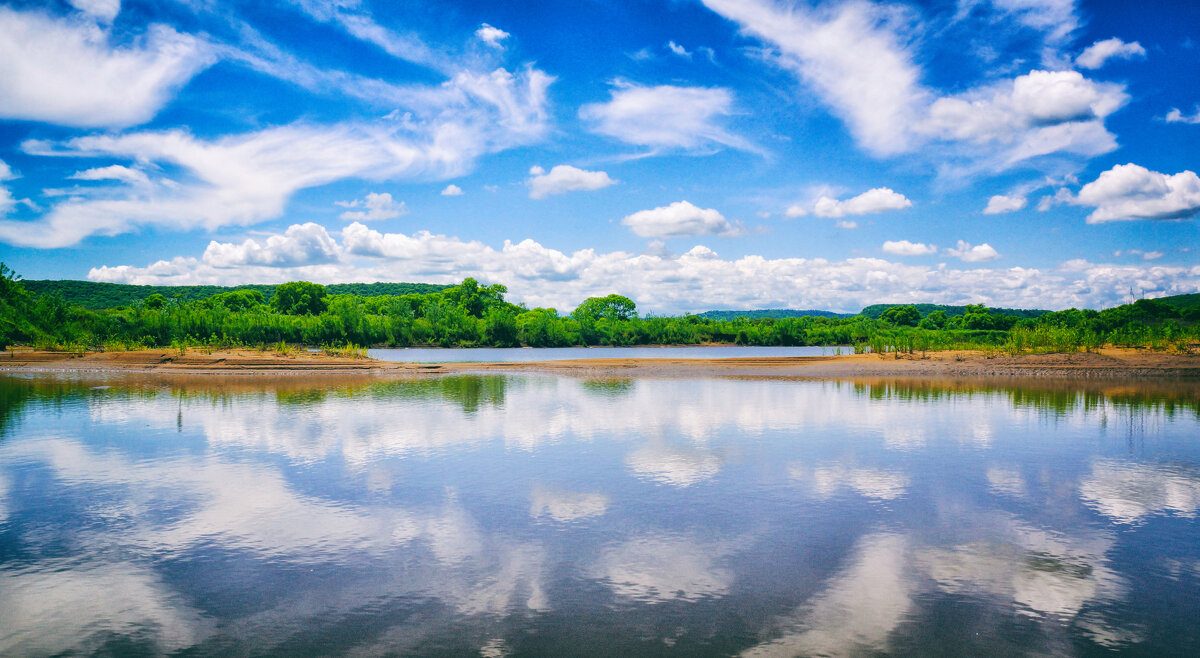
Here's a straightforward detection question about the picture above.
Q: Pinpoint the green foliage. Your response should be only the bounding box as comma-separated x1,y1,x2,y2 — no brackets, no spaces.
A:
859,302,1047,320
572,294,637,322
271,281,328,315
880,305,920,327
144,293,168,310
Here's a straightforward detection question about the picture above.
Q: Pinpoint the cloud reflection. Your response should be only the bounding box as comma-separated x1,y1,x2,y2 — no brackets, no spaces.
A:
1079,459,1200,524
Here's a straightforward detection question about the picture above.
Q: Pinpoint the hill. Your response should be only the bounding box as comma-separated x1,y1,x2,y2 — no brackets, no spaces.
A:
858,303,1049,319
22,280,451,310
1159,292,1200,310
697,309,852,320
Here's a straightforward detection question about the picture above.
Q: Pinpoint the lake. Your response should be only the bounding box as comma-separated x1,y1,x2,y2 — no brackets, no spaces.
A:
368,345,851,363
0,373,1198,656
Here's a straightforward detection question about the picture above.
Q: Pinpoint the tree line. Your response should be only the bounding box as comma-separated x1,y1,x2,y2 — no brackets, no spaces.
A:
1,265,1197,354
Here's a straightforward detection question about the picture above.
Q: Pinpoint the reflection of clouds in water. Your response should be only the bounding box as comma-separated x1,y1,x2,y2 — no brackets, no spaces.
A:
987,467,1027,497
883,426,926,450
626,443,721,487
1080,459,1200,524
742,533,912,657
0,436,552,650
529,485,609,522
916,515,1124,619
592,535,735,603
0,562,208,655
789,462,910,501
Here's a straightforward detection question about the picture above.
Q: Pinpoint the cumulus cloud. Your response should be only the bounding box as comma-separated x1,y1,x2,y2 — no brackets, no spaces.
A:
0,160,15,214
702,0,925,156
784,204,807,218
87,223,1200,314
336,192,406,221
983,194,1027,214
1073,163,1200,223
527,165,616,199
922,70,1127,168
203,222,340,268
1165,108,1200,125
882,240,936,256
0,7,215,128
620,200,741,238
1076,38,1145,69
946,240,1001,262
579,82,757,153
68,0,121,22
813,188,912,218
441,184,464,196
0,64,552,247
475,23,509,48
69,165,151,187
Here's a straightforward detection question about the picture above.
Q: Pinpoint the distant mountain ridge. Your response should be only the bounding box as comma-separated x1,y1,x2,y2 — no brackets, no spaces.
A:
700,294,1200,319
22,280,451,310
697,309,852,320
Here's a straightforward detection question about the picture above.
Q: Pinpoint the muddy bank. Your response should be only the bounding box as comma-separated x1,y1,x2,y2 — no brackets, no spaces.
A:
1,347,1198,380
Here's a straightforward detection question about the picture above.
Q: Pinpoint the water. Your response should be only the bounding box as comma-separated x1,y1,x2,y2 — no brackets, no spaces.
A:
0,373,1198,656
369,345,850,363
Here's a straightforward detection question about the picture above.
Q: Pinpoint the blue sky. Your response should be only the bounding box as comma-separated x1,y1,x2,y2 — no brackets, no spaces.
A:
0,0,1197,313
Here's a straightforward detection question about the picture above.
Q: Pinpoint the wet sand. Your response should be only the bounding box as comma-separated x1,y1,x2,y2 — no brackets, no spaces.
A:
1,347,1198,380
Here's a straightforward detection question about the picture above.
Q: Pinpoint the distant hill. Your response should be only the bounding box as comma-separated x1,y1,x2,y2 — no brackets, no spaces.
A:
1159,292,1200,310
22,280,452,310
858,303,1049,319
697,309,852,320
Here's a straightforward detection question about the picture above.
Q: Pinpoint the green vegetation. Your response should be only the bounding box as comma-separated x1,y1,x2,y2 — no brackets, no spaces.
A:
1,264,1197,355
20,280,450,310
698,309,850,320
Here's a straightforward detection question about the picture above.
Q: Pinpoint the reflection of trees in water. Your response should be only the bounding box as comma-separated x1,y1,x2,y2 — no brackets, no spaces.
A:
852,379,1200,418
0,376,104,438
365,375,509,413
579,378,634,398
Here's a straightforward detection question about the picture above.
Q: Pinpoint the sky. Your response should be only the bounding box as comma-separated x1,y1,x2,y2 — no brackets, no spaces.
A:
0,0,1197,314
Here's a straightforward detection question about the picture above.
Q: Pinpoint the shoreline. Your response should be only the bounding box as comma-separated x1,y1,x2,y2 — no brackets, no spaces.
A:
1,347,1198,380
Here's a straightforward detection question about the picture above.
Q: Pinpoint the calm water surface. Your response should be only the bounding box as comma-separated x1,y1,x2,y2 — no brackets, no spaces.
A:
369,345,850,363
0,373,1198,656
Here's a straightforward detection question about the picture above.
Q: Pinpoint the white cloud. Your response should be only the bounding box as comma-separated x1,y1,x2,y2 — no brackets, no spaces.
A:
87,223,1200,314
922,70,1127,168
784,204,807,218
527,165,616,199
0,7,215,128
336,192,406,221
983,194,1027,214
667,41,691,58
620,200,741,238
0,64,552,248
1073,163,1200,223
441,184,464,196
1076,37,1145,69
946,240,1001,262
882,240,936,256
1165,108,1200,125
475,23,510,48
203,222,341,268
0,160,15,215
813,188,912,218
990,0,1080,48
702,0,925,156
68,0,121,22
579,82,757,153
288,0,449,73
69,165,151,187
835,220,857,229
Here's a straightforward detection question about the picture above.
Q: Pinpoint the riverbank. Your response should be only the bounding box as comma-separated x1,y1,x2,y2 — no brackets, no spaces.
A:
1,347,1198,379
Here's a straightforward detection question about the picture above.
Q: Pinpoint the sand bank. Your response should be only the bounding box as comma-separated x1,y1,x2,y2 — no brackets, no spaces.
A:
1,347,1198,380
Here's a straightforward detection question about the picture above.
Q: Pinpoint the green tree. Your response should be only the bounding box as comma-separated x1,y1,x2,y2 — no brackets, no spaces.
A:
918,309,947,330
271,281,327,315
210,289,264,311
571,294,637,322
880,305,920,327
144,293,168,310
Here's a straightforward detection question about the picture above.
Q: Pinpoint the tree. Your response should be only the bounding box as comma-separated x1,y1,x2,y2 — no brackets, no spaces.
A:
918,309,947,330
271,281,327,315
880,305,920,327
571,294,637,322
144,293,168,310
210,289,264,311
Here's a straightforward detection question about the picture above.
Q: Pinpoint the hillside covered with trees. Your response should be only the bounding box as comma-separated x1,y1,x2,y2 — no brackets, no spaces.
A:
2,265,1198,355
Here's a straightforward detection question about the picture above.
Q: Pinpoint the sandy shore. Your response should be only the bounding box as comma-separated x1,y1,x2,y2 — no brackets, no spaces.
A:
1,347,1198,380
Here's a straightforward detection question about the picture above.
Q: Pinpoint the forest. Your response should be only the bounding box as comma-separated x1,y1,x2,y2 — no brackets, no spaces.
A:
1,265,1198,356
